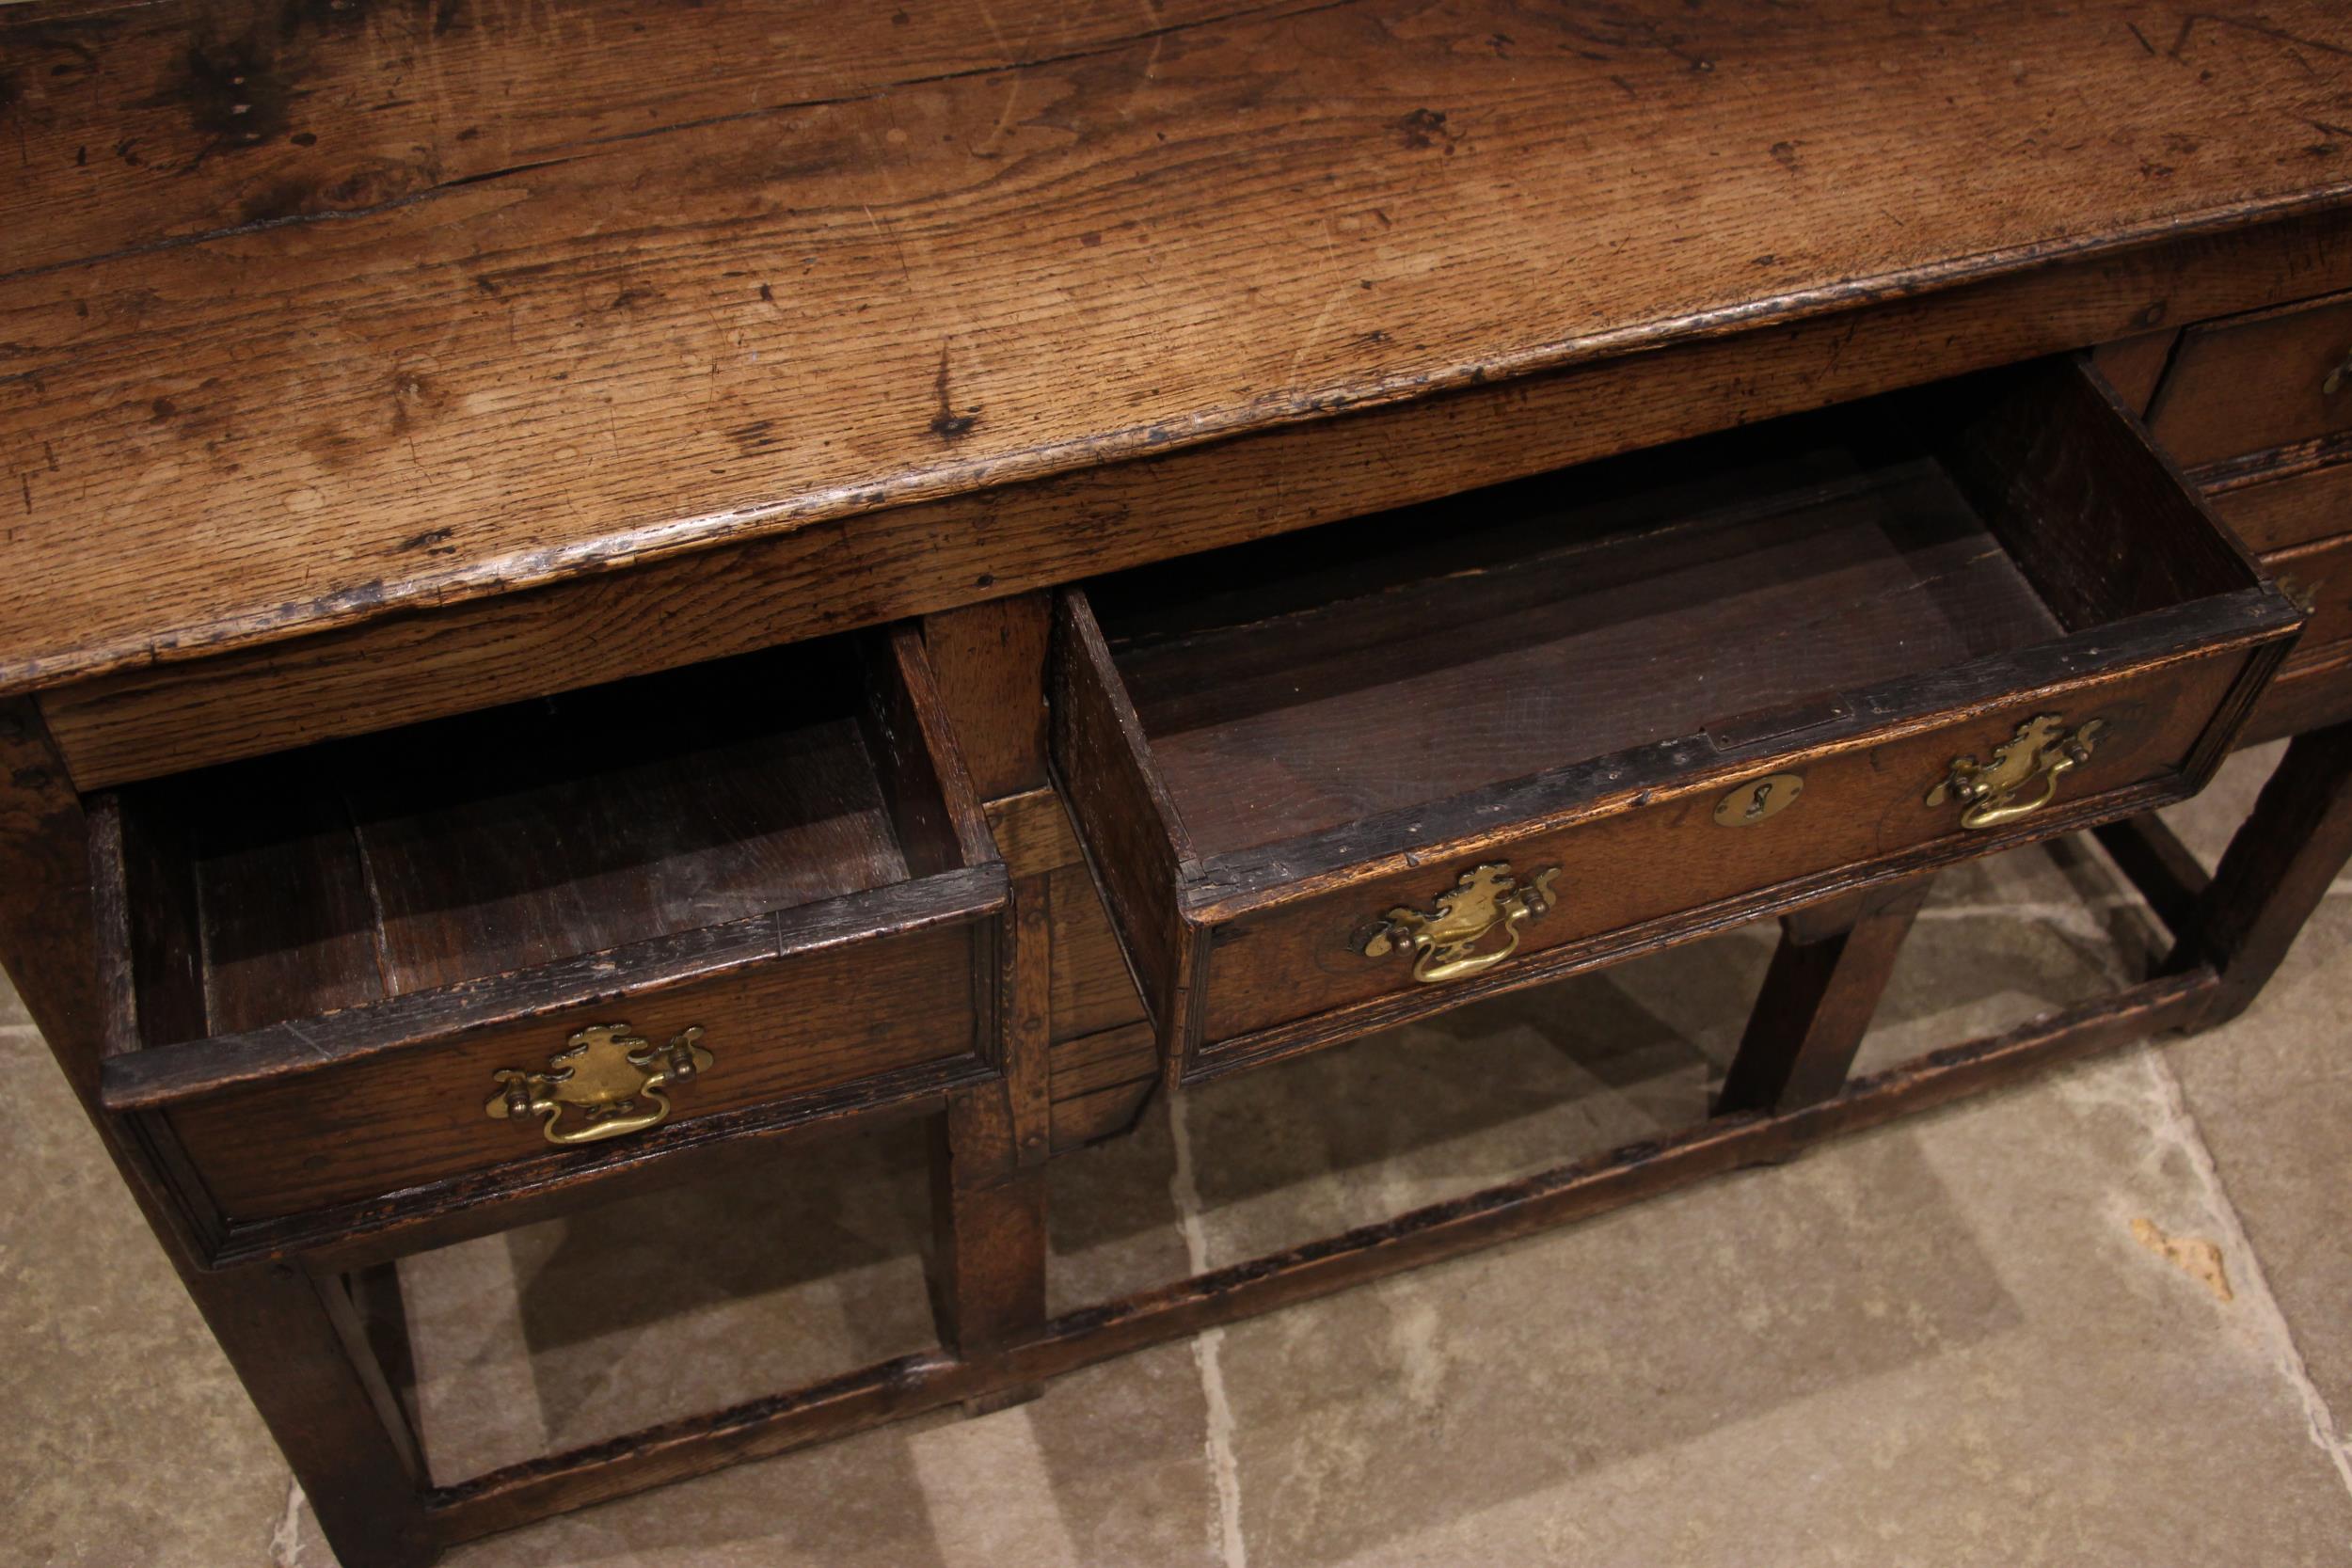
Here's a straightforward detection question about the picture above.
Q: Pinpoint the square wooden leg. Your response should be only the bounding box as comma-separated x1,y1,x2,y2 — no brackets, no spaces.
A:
182,1262,438,1568
926,863,1051,1411
2171,721,2352,1026
1716,875,1934,1116
930,1086,1049,1355
0,701,438,1566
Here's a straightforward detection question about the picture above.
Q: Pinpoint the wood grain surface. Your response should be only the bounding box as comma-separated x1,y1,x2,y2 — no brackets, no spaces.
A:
94,626,1014,1223
2244,640,2352,745
2148,288,2352,469
1191,655,2250,1052
4,1,2351,695
2212,461,2352,554
1109,445,2063,857
33,211,2352,791
169,915,991,1218
2266,531,2352,660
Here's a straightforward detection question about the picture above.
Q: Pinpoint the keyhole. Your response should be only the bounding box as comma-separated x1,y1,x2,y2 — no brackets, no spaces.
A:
1742,781,1774,818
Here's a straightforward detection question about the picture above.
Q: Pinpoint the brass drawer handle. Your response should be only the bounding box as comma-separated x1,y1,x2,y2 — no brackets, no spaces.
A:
1927,714,2106,831
2326,351,2352,396
486,1022,712,1146
1361,862,1562,984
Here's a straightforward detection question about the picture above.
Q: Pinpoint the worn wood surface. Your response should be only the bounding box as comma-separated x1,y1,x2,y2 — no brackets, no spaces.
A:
0,697,446,1568
168,911,993,1218
1044,1022,1157,1151
1051,587,1200,1065
925,595,1052,800
0,700,105,1090
981,785,1080,878
350,714,902,998
982,784,1152,1044
2244,639,2352,745
1052,361,2293,1071
1107,434,2062,856
1189,656,2249,1064
2265,531,2352,661
2210,460,2352,554
199,1263,438,1568
2149,288,2352,470
2090,328,2180,416
5,2,2352,705
1928,356,2256,630
929,1081,1048,1358
999,871,1054,1165
33,211,2352,792
93,628,1015,1223
1080,359,2258,857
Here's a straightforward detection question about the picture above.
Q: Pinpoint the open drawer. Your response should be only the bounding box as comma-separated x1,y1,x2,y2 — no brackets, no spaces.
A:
1054,357,2303,1084
95,626,1007,1238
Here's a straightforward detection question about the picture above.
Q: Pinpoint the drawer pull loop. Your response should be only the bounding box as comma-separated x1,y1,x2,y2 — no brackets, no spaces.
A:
1927,714,2106,831
1361,863,1563,984
2326,351,2352,396
485,1022,713,1146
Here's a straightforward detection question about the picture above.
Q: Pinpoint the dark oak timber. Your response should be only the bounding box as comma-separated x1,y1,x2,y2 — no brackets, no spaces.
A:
8,4,2352,1563
2171,721,2352,1024
2148,289,2352,472
2,697,439,1567
5,2,2350,705
926,595,1054,801
1716,876,1935,1116
1057,359,2298,1077
35,209,2352,792
93,631,1010,1230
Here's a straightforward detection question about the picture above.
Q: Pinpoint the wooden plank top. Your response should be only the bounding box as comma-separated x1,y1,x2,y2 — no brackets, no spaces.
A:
3,0,2350,695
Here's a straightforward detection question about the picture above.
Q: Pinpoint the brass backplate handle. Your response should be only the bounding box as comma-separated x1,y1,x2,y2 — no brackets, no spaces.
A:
1926,714,2106,831
485,1022,713,1147
1361,863,1564,984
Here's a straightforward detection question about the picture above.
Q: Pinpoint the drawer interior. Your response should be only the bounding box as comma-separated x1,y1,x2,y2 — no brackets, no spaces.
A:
103,630,982,1054
1083,359,2265,861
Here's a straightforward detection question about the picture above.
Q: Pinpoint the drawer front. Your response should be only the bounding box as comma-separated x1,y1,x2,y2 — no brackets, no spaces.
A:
1193,655,2249,1056
168,911,993,1221
2211,463,2352,555
2269,531,2352,664
2148,293,2352,472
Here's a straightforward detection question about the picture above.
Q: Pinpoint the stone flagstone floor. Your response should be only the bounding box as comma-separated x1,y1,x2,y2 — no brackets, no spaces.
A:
5,745,2349,1567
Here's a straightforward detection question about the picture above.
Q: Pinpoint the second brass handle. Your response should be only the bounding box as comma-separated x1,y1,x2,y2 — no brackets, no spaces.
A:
1957,752,2074,829
1410,911,1527,983
486,1022,713,1146
1361,862,1563,986
1928,714,2106,832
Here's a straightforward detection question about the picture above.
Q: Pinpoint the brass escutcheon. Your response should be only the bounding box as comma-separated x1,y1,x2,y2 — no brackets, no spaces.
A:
485,1022,713,1146
1360,862,1563,984
1927,714,2106,831
1713,771,1805,827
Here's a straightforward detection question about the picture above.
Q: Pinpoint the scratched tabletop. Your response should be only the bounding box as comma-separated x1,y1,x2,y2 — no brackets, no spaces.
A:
2,0,2349,691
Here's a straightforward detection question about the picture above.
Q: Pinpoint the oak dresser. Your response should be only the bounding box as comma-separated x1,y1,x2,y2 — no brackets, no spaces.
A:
6,3,2352,1561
